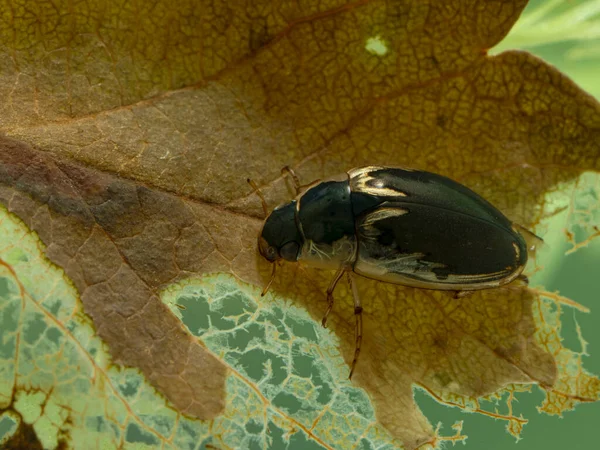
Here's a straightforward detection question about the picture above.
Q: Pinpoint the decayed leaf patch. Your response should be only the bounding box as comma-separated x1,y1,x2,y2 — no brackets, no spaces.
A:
0,138,230,420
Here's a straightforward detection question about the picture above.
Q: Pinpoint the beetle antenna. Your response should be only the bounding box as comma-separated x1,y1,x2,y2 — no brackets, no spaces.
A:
261,263,277,296
247,178,269,218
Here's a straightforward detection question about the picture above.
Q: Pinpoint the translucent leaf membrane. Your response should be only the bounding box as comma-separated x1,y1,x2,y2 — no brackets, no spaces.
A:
162,275,403,449
535,172,600,413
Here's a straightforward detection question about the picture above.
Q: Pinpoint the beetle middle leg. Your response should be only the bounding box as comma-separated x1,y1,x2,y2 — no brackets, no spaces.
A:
347,272,363,380
322,266,346,328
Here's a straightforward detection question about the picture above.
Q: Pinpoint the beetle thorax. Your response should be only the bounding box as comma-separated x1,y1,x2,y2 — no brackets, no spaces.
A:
295,179,357,269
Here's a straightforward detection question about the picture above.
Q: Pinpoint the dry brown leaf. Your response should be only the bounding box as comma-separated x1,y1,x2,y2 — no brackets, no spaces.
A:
1,0,599,448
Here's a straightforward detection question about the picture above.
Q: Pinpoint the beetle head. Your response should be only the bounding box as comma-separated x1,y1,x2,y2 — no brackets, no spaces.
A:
259,200,303,262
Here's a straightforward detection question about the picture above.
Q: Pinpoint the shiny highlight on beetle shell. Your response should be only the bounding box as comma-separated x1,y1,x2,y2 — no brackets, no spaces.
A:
350,166,409,198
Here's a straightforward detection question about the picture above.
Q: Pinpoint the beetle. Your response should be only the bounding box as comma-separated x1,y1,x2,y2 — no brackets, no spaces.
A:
249,166,539,378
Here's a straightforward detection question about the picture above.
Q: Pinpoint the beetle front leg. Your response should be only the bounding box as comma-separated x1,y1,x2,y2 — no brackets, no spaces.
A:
322,266,346,328
281,166,320,195
281,166,303,195
347,272,363,380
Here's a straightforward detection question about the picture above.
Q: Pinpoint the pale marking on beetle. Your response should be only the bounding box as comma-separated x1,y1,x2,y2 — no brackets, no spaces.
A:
361,207,408,227
512,241,520,259
428,270,511,283
397,269,515,285
349,166,409,198
447,270,511,280
355,259,517,290
357,249,513,283
360,207,409,238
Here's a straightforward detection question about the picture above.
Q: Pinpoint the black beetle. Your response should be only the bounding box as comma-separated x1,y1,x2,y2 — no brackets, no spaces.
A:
249,166,538,378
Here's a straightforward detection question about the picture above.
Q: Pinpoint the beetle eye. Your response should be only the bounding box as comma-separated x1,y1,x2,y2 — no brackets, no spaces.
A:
280,241,300,261
266,246,277,260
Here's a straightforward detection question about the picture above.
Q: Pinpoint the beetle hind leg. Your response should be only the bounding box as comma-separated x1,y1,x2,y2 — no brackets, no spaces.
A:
516,274,529,285
347,272,363,380
322,267,345,328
